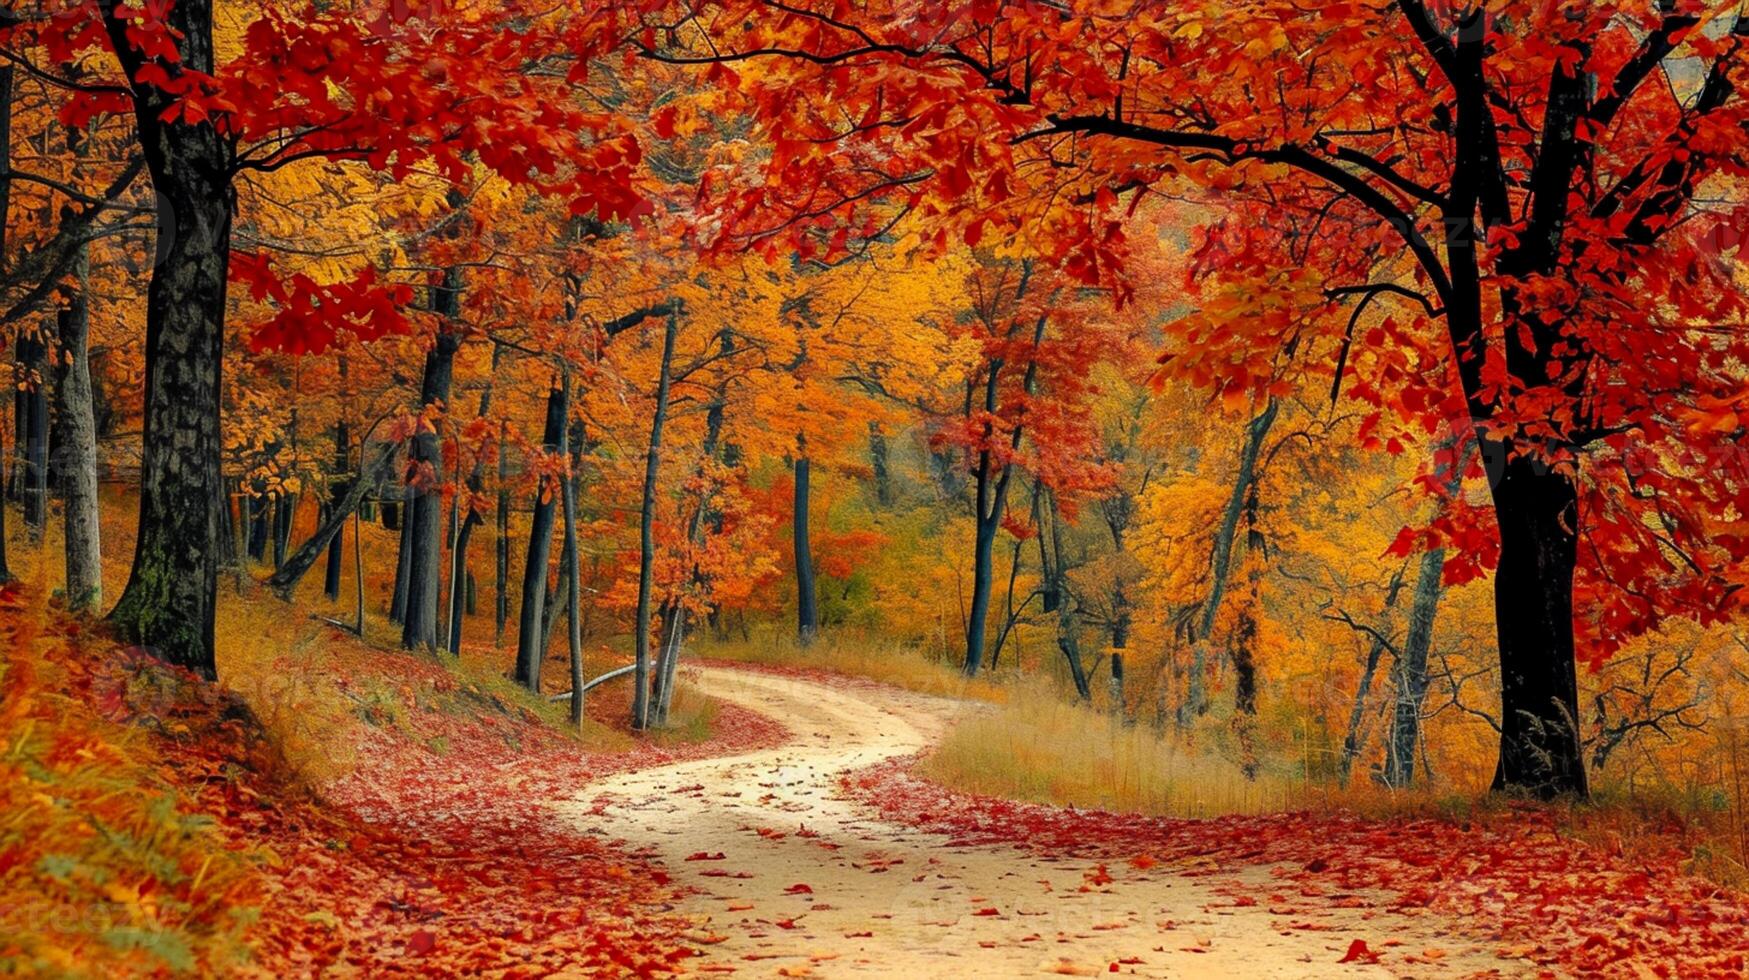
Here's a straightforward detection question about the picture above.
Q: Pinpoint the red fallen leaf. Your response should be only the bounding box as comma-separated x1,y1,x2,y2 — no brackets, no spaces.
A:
784,883,814,895
406,929,437,956
1080,863,1114,891
844,931,873,938
1128,854,1158,870
1338,939,1381,964
773,918,800,930
1231,896,1258,907
687,851,727,861
972,907,1000,916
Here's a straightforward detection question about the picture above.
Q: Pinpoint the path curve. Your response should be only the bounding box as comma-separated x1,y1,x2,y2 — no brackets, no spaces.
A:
559,666,1517,978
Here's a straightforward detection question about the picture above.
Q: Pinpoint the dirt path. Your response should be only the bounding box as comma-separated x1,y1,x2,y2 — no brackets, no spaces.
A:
560,666,1519,978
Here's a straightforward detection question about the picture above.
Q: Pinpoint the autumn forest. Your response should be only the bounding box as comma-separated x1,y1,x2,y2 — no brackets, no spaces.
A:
4,1,1749,976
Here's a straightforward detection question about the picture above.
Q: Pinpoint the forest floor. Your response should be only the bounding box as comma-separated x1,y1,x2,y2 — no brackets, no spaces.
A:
565,665,1510,978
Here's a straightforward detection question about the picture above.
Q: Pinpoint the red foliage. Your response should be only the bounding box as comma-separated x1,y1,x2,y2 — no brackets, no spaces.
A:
45,612,785,977
842,758,1749,976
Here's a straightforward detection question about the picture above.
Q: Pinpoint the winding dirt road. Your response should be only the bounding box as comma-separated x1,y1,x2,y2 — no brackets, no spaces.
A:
560,666,1518,978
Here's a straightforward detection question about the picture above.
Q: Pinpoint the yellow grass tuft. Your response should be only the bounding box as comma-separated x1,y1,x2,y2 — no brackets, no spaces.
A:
697,627,1009,703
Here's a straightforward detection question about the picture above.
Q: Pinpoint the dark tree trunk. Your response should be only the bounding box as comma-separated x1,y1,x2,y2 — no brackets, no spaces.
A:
0,65,12,584
18,328,47,534
495,419,511,646
1385,545,1446,787
323,419,351,601
401,329,459,650
247,484,270,562
558,371,584,727
1185,398,1278,721
514,382,566,691
271,493,292,569
268,442,396,600
103,0,234,680
1488,450,1586,798
793,446,818,646
389,484,413,623
53,240,101,611
1044,490,1090,701
869,422,892,507
652,364,730,726
963,314,1045,677
964,499,1001,677
633,314,679,731
445,345,499,656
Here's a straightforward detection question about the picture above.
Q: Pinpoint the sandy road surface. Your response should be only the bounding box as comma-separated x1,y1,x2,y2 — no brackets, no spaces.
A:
559,666,1519,978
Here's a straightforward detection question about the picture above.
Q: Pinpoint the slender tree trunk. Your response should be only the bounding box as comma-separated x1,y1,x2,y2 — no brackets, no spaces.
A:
963,314,1046,677
103,0,234,679
964,496,1002,676
271,494,292,568
1488,450,1586,798
1339,633,1391,783
633,315,679,731
869,422,892,507
1385,545,1446,787
1185,397,1279,722
389,483,413,622
652,370,730,726
401,329,459,650
53,239,100,611
558,369,585,727
268,442,396,599
0,65,12,584
793,444,818,646
18,329,47,535
446,345,499,656
1044,490,1090,700
323,419,350,600
495,419,510,646
514,382,565,691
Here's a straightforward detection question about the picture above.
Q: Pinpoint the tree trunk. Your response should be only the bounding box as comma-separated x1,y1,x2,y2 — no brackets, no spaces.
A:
268,441,396,599
445,345,499,656
104,0,233,680
53,241,100,612
272,493,293,569
652,361,729,727
1045,490,1091,701
401,329,459,650
963,312,1046,677
633,314,679,731
558,369,585,728
18,328,47,535
794,445,818,646
495,419,511,646
0,64,12,584
1385,545,1446,787
514,382,566,691
323,419,350,601
1185,397,1278,721
869,422,892,507
389,483,413,622
1488,450,1586,797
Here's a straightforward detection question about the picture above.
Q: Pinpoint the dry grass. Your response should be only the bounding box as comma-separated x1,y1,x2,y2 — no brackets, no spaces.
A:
697,627,1009,703
919,683,1302,818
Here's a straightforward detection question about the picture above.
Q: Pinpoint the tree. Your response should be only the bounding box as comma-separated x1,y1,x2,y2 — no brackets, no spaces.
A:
625,0,1749,797
9,0,643,677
